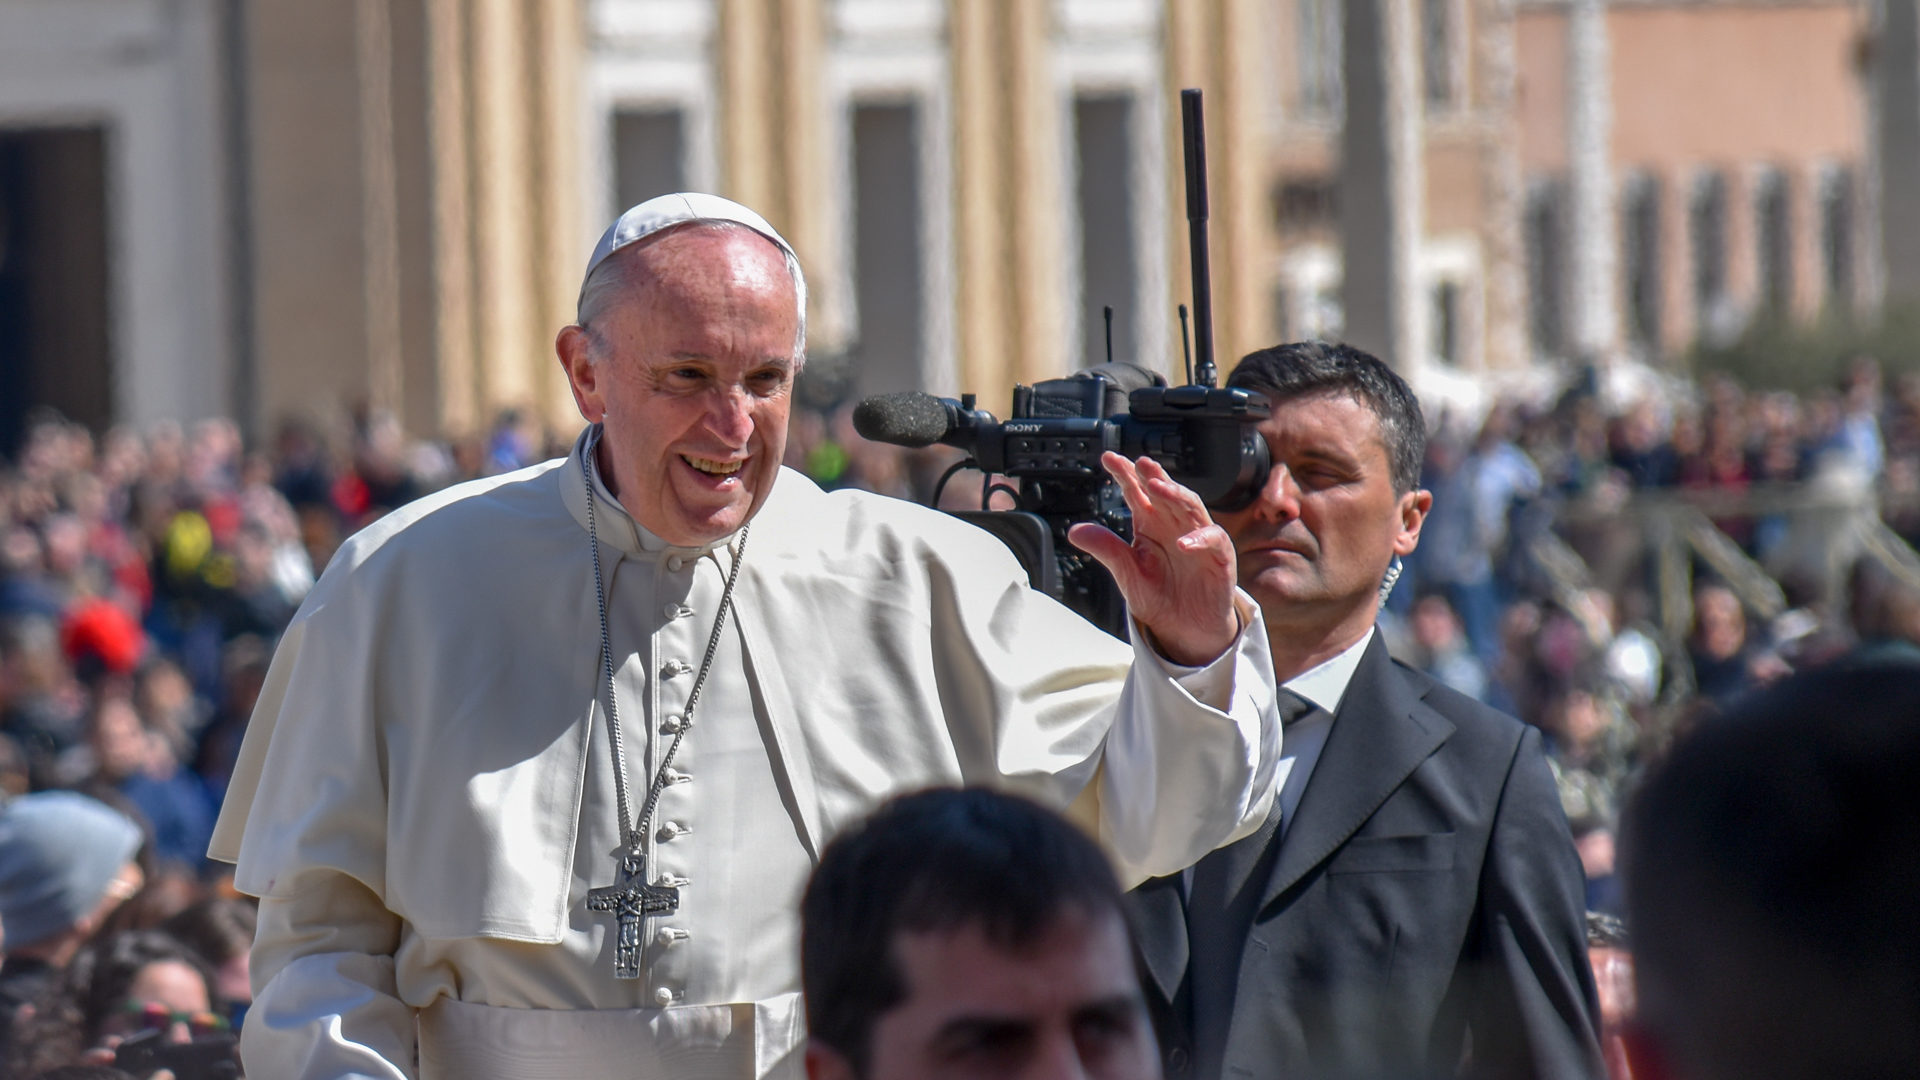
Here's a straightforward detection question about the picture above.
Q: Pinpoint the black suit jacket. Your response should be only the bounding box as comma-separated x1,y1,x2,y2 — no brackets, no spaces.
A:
1129,635,1605,1080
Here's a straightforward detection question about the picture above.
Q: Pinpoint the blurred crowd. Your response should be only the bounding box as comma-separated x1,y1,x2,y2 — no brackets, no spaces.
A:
2,355,1918,1077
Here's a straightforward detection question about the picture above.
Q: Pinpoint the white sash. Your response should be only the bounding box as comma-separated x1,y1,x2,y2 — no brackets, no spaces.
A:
417,994,805,1080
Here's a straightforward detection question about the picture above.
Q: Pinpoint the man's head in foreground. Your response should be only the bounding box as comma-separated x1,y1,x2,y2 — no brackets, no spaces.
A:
1621,662,1920,1080
1222,341,1430,672
555,193,807,547
801,788,1158,1080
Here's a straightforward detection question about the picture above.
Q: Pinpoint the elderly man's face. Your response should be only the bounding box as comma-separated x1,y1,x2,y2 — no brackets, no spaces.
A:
558,225,799,546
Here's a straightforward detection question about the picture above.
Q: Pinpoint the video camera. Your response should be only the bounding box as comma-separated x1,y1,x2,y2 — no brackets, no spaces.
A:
852,90,1271,637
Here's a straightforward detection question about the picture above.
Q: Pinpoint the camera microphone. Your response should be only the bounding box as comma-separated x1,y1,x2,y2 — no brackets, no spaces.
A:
853,392,982,449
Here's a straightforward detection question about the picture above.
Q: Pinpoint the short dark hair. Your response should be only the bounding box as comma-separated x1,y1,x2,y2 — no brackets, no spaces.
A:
1621,661,1920,1080
801,787,1128,1074
1227,341,1427,493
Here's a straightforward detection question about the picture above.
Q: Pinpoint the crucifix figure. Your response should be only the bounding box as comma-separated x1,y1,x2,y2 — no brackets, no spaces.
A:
587,847,679,980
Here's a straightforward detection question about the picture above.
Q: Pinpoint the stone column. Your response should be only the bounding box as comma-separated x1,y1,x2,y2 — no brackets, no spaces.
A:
247,0,584,440
1565,0,1619,361
718,0,777,215
1723,167,1759,331
1340,0,1426,375
715,0,837,355
1477,0,1528,372
1790,162,1826,319
246,0,405,433
1874,0,1920,304
1658,166,1697,358
951,0,1018,399
1006,0,1069,385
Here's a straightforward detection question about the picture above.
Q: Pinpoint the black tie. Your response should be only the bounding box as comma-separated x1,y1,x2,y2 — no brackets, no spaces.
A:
1186,687,1315,1077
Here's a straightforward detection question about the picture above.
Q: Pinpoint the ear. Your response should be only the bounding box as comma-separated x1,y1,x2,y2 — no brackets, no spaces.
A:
1393,488,1432,557
804,1042,858,1080
556,325,604,424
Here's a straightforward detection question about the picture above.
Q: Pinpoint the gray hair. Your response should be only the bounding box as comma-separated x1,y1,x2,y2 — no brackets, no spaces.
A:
575,220,807,368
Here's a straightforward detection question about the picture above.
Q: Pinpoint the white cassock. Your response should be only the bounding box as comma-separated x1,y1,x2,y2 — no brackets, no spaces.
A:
210,426,1281,1079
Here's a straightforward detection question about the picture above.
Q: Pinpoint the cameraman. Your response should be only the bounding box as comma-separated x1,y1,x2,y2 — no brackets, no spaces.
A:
1129,341,1603,1080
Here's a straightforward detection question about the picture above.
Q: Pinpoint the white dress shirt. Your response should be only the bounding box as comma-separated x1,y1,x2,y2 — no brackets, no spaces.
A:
1274,627,1374,837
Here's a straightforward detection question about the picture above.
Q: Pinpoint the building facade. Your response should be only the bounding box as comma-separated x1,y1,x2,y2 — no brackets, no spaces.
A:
0,0,1910,446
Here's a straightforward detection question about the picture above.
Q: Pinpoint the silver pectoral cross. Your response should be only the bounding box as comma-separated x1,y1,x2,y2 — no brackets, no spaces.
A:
586,847,679,980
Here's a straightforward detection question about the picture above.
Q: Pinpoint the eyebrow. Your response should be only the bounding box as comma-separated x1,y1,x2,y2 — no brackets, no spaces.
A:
926,995,1143,1053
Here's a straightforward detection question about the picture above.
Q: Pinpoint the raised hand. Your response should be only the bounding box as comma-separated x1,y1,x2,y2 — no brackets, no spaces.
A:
1067,452,1239,666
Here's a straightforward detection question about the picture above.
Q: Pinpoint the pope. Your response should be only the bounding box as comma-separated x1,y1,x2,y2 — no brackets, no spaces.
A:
210,193,1283,1079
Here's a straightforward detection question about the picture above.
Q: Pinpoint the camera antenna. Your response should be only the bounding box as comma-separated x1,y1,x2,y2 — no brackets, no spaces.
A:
1181,88,1217,388
1178,303,1194,385
1103,305,1116,365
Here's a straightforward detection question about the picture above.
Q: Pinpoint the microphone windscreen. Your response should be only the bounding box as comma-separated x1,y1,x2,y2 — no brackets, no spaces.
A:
853,392,952,448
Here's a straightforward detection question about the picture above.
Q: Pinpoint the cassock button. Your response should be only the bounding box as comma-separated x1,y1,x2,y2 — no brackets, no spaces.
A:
655,926,688,947
654,987,675,1007
661,715,684,734
662,660,692,679
666,556,686,572
664,603,691,619
658,821,688,841
664,768,692,785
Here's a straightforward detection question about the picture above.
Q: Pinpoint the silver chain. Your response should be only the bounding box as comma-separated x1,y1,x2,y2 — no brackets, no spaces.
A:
584,453,749,853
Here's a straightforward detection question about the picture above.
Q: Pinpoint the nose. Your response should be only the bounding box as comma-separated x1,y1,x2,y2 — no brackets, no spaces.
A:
706,384,754,445
166,1020,193,1045
1028,1033,1093,1080
1247,463,1301,523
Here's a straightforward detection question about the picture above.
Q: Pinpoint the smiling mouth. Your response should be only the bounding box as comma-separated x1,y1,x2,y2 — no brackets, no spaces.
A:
683,455,745,477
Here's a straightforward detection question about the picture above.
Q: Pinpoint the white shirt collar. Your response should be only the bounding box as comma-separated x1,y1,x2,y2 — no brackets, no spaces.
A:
1283,626,1375,717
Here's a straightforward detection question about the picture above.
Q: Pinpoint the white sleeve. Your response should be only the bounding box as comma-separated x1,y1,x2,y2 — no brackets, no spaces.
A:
1089,588,1281,888
243,881,417,1080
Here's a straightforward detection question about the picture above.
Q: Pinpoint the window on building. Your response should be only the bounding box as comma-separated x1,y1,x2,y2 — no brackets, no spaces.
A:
1422,0,1460,110
1074,93,1138,369
1755,168,1792,317
1526,178,1566,355
1298,0,1343,122
1621,173,1662,353
1821,166,1855,308
0,127,113,450
1430,279,1460,366
1274,176,1339,242
850,102,925,396
610,107,687,212
1691,171,1729,335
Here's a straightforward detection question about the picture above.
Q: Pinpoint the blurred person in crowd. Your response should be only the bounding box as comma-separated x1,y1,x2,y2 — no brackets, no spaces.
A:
1820,355,1886,480
79,693,214,876
1685,583,1785,704
0,526,63,621
188,638,271,803
0,735,29,798
160,900,256,1029
484,408,541,476
1620,663,1920,1080
1,616,88,789
0,792,145,1049
1609,398,1679,489
1418,402,1541,672
1129,341,1603,1080
1585,913,1635,1080
1406,592,1491,702
4,929,232,1078
212,192,1281,1078
1536,678,1636,820
801,787,1157,1080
